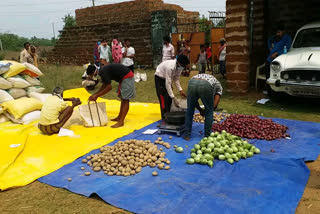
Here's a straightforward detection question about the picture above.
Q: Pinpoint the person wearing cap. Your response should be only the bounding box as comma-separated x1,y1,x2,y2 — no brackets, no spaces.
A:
86,63,135,128
38,87,82,135
183,74,223,141
266,25,292,81
155,54,189,120
219,38,227,78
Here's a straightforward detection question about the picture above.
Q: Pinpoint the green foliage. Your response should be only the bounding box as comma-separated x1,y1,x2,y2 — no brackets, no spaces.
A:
198,15,214,45
0,51,5,60
62,14,77,28
0,33,54,51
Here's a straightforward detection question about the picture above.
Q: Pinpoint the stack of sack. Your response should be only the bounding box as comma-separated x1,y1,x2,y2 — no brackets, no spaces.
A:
0,60,52,125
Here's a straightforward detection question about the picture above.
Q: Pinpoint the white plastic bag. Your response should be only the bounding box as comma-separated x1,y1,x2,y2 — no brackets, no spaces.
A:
0,89,14,103
140,72,147,81
134,72,141,83
0,62,12,74
4,110,41,124
7,76,31,88
0,114,9,123
79,102,108,127
7,88,27,99
27,86,45,93
28,92,52,103
22,75,41,86
0,77,13,89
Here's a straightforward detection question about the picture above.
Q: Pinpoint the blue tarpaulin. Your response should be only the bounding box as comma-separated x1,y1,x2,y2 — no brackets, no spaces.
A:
39,118,320,214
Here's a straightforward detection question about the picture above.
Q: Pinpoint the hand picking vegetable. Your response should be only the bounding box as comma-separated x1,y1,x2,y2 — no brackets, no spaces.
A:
212,114,289,140
82,139,171,176
186,131,261,167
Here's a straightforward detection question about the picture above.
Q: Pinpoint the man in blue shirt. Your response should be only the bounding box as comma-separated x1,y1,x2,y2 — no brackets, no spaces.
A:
265,25,292,80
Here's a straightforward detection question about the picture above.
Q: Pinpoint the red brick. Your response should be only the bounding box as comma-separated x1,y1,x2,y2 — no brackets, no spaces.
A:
227,72,249,81
227,45,248,53
227,55,250,63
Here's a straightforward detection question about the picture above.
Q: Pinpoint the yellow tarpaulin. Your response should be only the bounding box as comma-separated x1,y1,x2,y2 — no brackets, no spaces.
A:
0,88,160,190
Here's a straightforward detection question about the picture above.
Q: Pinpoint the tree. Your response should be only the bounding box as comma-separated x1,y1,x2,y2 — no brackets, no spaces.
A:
199,15,214,45
62,14,77,28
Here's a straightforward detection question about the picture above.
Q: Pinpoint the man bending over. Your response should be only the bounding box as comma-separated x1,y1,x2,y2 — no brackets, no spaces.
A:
86,63,135,128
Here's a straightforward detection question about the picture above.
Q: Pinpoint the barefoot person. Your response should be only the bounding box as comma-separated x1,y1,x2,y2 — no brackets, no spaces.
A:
86,64,135,128
38,87,82,135
183,74,222,141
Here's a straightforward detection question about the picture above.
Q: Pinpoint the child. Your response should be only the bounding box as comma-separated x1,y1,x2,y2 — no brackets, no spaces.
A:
196,45,207,74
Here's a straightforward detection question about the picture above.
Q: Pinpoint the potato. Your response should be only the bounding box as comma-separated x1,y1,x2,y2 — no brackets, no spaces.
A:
108,172,114,176
152,171,158,176
160,152,166,158
166,160,171,164
87,156,91,160
130,170,136,175
151,156,157,161
136,167,142,173
93,162,99,167
93,166,101,172
124,172,130,177
68,178,72,181
104,171,108,174
150,163,156,168
165,165,170,170
158,164,164,170
81,167,85,170
169,136,173,139
116,172,121,176
85,172,91,176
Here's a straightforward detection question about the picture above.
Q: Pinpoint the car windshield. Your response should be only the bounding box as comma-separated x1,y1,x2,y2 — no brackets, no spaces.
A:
293,27,320,48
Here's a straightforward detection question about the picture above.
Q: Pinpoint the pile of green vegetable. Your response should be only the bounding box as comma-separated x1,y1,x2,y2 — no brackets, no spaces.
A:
186,131,261,167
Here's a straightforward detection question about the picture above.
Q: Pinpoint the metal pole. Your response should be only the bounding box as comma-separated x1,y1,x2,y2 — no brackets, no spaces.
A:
0,39,3,51
92,0,95,7
52,23,56,39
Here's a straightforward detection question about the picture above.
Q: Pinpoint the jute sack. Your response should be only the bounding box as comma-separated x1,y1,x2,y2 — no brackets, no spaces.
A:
78,101,108,127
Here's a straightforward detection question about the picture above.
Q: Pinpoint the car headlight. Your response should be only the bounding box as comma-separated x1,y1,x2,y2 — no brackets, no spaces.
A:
271,62,281,73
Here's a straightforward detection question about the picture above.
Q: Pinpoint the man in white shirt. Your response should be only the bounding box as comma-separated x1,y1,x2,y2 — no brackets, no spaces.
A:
162,36,175,62
219,38,227,78
99,39,111,66
121,39,135,72
155,54,190,120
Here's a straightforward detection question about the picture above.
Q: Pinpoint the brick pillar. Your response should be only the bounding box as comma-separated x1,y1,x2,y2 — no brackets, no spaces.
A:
225,0,250,93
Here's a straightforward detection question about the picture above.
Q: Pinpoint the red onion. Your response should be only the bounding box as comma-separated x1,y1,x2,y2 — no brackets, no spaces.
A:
212,114,289,141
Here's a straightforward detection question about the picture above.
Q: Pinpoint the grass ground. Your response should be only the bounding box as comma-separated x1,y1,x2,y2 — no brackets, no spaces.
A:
0,64,319,214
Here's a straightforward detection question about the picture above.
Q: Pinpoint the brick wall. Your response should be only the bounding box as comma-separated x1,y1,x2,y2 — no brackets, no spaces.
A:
225,0,250,93
49,0,199,66
49,21,152,66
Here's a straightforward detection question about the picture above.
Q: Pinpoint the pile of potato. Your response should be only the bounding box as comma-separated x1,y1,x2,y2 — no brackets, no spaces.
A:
193,112,230,124
81,138,171,177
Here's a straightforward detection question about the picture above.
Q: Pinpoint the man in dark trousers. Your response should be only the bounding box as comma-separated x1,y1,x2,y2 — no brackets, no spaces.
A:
154,54,189,120
86,63,135,128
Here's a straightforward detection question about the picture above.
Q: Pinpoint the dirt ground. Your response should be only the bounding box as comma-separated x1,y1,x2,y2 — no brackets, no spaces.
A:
0,156,318,214
296,156,320,214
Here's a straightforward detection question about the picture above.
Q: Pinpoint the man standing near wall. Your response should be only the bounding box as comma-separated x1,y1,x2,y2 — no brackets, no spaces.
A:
20,42,31,63
100,39,111,66
122,39,135,73
162,36,175,62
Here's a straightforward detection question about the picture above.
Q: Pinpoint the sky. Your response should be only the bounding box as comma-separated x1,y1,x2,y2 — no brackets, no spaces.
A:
0,0,226,39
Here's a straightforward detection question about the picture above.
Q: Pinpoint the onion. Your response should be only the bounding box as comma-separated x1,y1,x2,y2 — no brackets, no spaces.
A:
212,114,289,141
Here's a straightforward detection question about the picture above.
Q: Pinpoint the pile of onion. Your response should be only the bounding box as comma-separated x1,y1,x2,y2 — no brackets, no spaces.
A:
211,114,289,141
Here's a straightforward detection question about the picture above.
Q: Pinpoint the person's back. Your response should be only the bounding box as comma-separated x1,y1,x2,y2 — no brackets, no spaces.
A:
39,95,68,126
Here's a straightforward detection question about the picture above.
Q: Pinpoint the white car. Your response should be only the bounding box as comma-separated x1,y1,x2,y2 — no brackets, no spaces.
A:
267,22,320,97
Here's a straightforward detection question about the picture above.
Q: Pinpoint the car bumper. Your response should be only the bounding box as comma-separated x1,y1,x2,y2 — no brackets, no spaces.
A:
267,79,320,97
